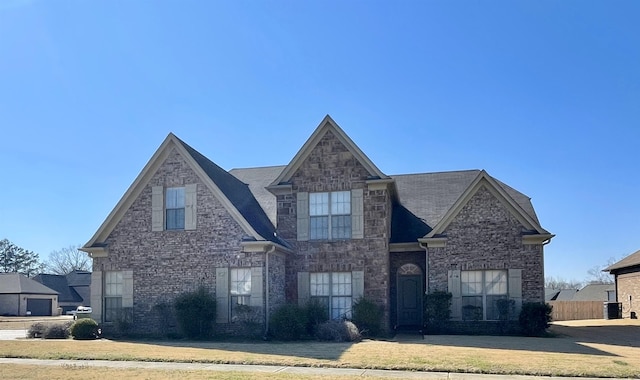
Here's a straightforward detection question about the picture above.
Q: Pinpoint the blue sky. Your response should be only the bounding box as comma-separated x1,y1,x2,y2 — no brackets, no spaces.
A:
1,1,638,283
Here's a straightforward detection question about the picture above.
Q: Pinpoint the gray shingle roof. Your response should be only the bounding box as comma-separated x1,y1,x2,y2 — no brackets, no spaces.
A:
555,289,579,301
393,170,540,228
66,270,91,287
176,138,289,247
32,274,82,303
572,284,615,301
0,273,58,295
230,166,541,244
229,166,286,227
605,250,640,272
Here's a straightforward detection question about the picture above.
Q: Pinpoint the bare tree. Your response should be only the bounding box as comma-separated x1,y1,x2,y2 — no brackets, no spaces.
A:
544,275,583,289
586,257,617,285
46,245,91,275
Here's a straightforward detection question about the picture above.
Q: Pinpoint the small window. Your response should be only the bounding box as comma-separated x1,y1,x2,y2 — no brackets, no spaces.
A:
230,268,251,319
310,272,352,319
166,187,185,230
309,191,351,240
104,271,123,323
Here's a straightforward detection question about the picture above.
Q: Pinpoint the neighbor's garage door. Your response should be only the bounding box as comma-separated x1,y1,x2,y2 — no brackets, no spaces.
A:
26,298,52,316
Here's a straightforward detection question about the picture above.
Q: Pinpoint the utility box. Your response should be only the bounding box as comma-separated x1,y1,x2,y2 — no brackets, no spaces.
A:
604,302,622,320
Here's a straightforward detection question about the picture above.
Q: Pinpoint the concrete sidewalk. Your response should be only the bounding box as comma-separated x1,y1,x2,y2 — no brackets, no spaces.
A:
0,358,623,380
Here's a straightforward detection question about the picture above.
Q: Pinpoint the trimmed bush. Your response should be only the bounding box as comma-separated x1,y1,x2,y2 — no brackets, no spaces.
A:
70,318,100,340
303,299,328,336
174,287,217,339
233,304,262,339
519,302,552,336
315,320,361,342
423,291,452,334
27,322,47,339
269,303,306,341
44,321,72,339
351,297,383,337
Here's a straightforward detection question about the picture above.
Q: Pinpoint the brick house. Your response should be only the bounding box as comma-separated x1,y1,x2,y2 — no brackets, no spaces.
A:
605,250,640,319
81,115,553,335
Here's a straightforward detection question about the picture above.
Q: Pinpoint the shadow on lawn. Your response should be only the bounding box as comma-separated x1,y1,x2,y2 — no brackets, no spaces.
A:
124,339,354,361
413,333,615,356
549,324,640,348
406,322,640,357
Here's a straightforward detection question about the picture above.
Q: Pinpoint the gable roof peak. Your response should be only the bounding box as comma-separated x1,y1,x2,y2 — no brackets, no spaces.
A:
269,115,388,186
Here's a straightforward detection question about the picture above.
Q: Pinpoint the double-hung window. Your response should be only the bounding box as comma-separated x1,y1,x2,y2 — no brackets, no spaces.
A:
310,272,352,319
461,270,507,321
166,187,185,230
309,191,351,240
104,271,123,323
230,268,251,319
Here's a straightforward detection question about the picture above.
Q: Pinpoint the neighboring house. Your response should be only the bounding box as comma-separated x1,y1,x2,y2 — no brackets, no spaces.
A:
546,288,578,301
33,270,91,313
80,115,553,335
572,283,615,302
605,250,640,319
0,273,59,316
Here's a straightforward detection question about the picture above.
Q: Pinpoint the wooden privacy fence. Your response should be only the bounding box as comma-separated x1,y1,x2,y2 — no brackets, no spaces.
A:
548,301,604,321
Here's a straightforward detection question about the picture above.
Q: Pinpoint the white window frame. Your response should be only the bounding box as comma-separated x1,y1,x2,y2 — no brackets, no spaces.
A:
309,191,351,240
310,272,352,320
104,271,123,323
230,268,251,320
165,187,185,230
461,270,508,321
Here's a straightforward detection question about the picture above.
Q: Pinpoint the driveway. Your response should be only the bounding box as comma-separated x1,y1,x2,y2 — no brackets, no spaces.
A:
0,330,27,340
550,318,640,347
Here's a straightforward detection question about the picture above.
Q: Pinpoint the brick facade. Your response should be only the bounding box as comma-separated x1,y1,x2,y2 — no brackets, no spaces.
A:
428,186,544,303
616,270,640,319
94,148,269,335
276,131,392,328
86,121,551,337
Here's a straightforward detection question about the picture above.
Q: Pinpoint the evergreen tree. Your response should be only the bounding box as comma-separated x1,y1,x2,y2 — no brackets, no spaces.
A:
0,238,45,277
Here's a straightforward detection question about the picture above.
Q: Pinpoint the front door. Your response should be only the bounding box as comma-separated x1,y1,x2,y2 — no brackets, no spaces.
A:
397,275,422,326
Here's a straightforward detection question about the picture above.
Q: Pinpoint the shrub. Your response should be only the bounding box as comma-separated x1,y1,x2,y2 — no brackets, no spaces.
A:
424,291,452,333
27,322,47,338
174,287,217,339
43,321,73,339
70,318,100,340
519,302,552,336
269,303,306,341
462,305,482,321
233,304,262,339
113,307,134,336
303,299,328,336
351,297,383,337
315,320,361,342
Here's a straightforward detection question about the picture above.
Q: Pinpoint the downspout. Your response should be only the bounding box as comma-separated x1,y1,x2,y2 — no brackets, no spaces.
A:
263,244,276,339
419,242,429,294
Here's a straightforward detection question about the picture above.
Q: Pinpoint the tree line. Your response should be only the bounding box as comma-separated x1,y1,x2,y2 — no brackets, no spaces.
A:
545,257,617,289
0,238,91,276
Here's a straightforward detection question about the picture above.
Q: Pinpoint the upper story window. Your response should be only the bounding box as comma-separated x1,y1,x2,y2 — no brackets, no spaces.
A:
165,187,185,230
309,191,351,240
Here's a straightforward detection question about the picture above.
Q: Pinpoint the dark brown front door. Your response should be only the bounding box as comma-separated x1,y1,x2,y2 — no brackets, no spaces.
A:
397,275,422,326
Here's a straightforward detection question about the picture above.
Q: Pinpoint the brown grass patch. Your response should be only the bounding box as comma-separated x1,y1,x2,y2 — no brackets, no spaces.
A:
0,364,366,380
1,318,639,378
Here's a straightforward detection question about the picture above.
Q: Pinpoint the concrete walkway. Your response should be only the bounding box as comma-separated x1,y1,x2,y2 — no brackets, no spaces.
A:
0,358,625,380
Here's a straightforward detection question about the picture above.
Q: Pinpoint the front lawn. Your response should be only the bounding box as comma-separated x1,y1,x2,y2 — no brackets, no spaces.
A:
1,327,639,378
